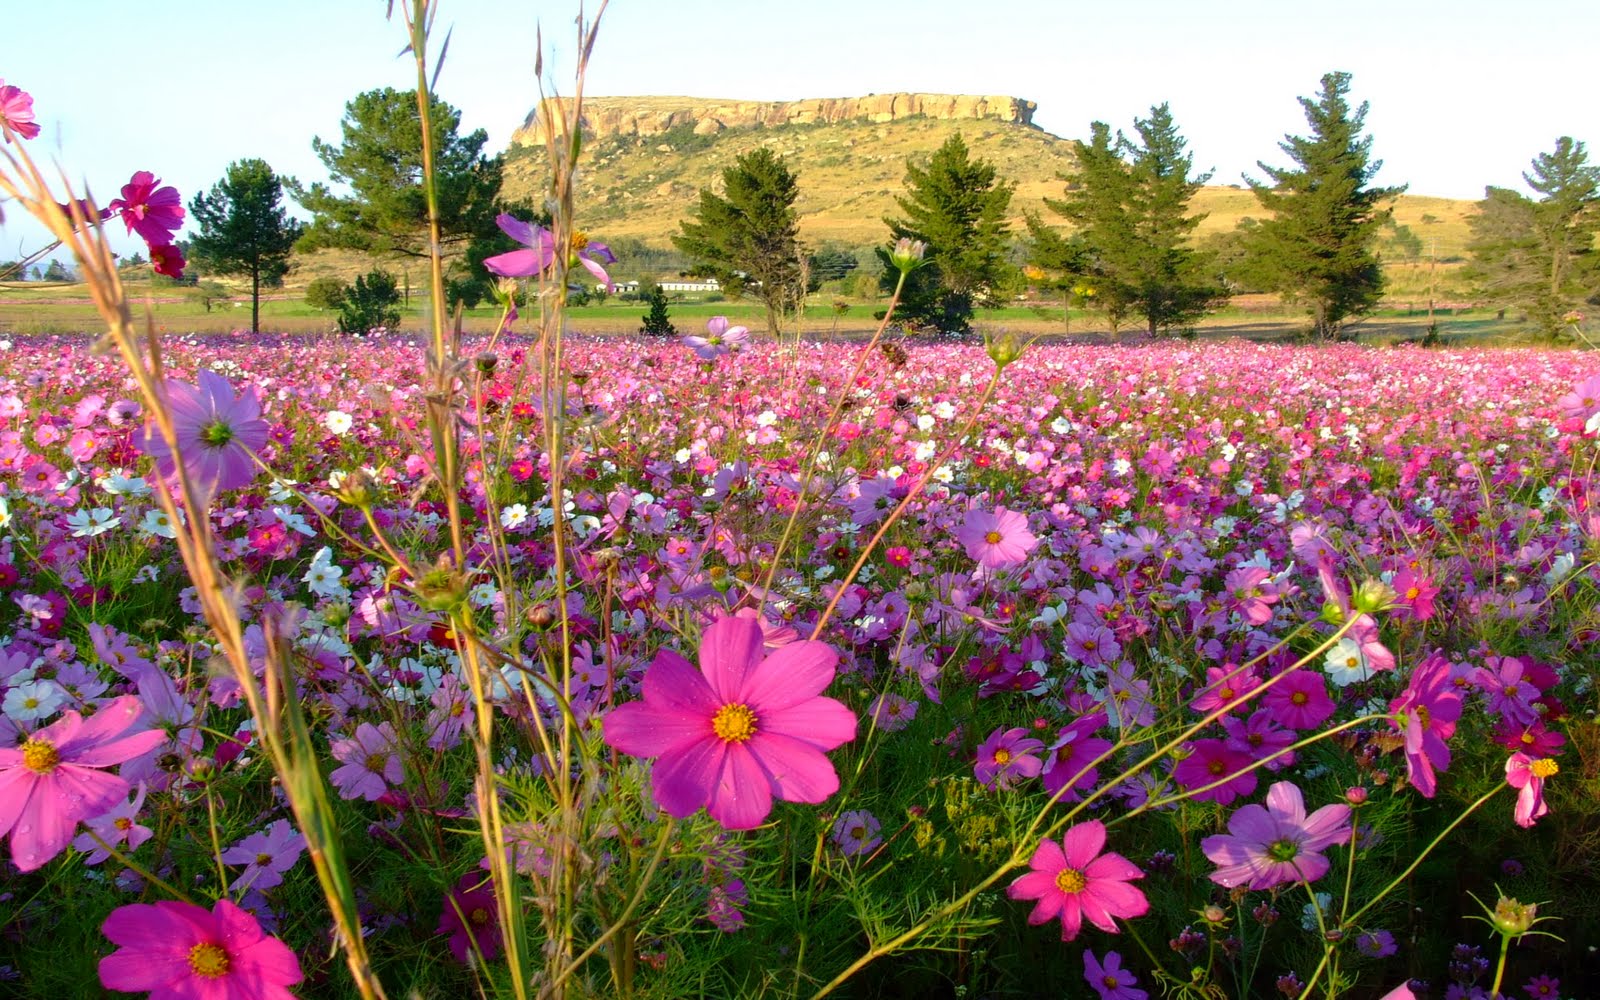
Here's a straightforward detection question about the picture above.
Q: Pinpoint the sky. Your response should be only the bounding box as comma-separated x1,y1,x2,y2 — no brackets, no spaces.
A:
3,0,1596,262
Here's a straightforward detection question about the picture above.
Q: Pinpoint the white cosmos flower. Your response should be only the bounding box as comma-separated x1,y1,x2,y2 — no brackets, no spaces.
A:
500,504,529,530
139,507,183,538
1323,637,1373,687
3,678,66,721
325,410,353,435
67,507,120,537
98,473,150,496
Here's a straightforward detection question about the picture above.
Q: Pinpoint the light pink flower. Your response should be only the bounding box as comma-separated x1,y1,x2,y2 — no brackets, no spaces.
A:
1007,820,1148,941
955,506,1037,571
603,615,856,830
136,370,269,499
484,213,614,290
684,316,750,360
99,898,302,999
0,695,162,871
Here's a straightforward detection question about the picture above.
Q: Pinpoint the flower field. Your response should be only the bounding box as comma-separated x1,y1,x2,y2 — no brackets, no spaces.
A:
0,329,1596,998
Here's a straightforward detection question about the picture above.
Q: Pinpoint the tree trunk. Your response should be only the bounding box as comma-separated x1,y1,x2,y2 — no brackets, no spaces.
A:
251,264,261,334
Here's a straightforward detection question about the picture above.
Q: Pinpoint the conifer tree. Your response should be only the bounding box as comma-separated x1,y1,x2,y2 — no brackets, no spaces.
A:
673,148,804,337
881,133,1016,335
188,159,302,334
1466,137,1600,337
1244,72,1405,340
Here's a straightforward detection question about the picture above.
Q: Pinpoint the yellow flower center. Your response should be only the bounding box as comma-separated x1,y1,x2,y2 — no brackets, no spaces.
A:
1054,867,1087,894
1208,759,1228,775
570,230,590,251
187,942,230,979
364,753,387,773
256,852,273,866
993,748,1013,765
114,817,133,831
712,703,758,743
469,906,492,927
1345,656,1360,669
21,738,59,774
984,530,1003,544
1291,691,1309,706
1405,587,1421,600
1531,758,1559,779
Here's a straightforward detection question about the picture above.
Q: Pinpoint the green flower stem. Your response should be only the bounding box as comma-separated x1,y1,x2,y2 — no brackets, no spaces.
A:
86,830,194,905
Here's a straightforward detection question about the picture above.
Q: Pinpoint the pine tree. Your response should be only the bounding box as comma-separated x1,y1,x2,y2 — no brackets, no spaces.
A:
1244,72,1405,340
188,159,303,334
1040,108,1222,336
881,134,1016,335
1466,137,1600,337
639,282,677,337
673,148,804,337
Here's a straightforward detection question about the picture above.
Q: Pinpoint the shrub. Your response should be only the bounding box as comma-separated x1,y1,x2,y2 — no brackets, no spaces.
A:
639,282,676,336
336,269,401,334
305,276,348,311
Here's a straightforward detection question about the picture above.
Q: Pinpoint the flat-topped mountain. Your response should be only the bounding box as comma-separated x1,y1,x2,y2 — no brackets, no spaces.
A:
511,93,1037,146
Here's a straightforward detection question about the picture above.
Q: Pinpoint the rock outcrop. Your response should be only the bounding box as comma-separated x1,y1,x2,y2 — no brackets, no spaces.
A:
513,93,1037,146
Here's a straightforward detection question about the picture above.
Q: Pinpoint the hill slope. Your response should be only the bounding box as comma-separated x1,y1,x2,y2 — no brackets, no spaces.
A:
502,93,1478,251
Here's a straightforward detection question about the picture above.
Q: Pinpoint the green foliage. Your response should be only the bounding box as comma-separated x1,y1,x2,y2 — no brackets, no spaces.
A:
43,259,69,282
806,245,859,292
639,281,676,336
304,276,348,311
1244,72,1406,340
335,269,402,334
289,88,511,309
1039,106,1224,336
880,133,1017,335
188,159,303,334
1465,137,1600,337
673,147,806,336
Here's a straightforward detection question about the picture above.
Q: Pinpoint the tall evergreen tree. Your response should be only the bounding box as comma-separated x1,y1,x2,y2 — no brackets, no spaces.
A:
881,133,1016,335
673,147,805,337
1040,107,1222,336
1466,137,1600,336
289,88,512,308
188,159,303,334
1244,72,1405,340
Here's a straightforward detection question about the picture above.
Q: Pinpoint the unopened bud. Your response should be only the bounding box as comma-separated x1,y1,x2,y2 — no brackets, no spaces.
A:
1352,578,1397,614
985,330,1026,371
333,468,379,509
412,553,469,613
889,237,928,273
1492,896,1539,935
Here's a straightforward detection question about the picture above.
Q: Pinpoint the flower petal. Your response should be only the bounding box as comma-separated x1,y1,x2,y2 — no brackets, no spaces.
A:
603,701,709,758
744,732,839,804
640,648,719,715
484,248,544,278
757,696,856,751
705,744,775,830
1059,819,1107,869
699,615,764,703
739,639,838,712
649,736,724,820
1264,780,1308,825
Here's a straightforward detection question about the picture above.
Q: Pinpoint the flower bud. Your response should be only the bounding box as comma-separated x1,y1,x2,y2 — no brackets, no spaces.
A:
1345,786,1369,805
412,554,469,613
333,468,379,509
889,237,928,274
1352,578,1397,614
985,330,1026,371
1492,896,1539,935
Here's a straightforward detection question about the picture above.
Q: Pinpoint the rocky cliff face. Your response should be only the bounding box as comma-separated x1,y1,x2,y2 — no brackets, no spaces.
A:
512,93,1037,146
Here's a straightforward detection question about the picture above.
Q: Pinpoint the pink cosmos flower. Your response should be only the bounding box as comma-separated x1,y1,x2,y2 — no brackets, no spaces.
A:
1555,373,1600,423
1388,652,1462,798
1223,566,1281,625
1260,669,1335,730
1391,566,1439,620
329,722,404,801
1006,819,1148,942
71,782,153,865
99,898,302,999
107,171,185,246
438,873,502,963
0,79,40,142
955,506,1038,571
0,695,162,871
1200,780,1352,889
149,242,186,280
1505,752,1557,828
603,615,856,830
137,370,269,499
684,316,750,360
1190,663,1262,717
221,819,307,892
1084,949,1147,1000
483,212,615,290
1172,738,1258,806
1040,711,1113,803
974,725,1045,790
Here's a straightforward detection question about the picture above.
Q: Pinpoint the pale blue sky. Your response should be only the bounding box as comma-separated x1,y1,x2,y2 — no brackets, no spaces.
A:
3,0,1595,260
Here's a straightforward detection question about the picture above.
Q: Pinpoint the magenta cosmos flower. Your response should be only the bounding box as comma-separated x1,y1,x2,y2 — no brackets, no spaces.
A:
100,898,302,1000
483,212,615,290
974,725,1045,790
108,170,185,246
0,695,162,871
137,370,269,499
0,78,40,142
955,506,1037,571
684,316,750,360
1388,652,1462,798
603,615,856,830
1505,752,1557,828
1200,780,1352,889
1172,738,1258,806
1007,819,1148,942
438,872,502,963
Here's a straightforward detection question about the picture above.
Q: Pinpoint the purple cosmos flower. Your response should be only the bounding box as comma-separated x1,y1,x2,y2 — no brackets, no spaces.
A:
1041,712,1113,803
1066,621,1120,667
329,722,404,802
1472,655,1541,726
221,819,307,893
974,726,1045,790
1172,739,1258,806
1388,652,1462,798
1084,949,1148,1000
1356,929,1398,958
866,692,917,732
954,506,1037,571
1523,974,1561,998
483,213,614,290
70,782,153,865
684,316,750,360
1201,781,1352,890
1223,566,1281,625
1007,820,1148,942
831,809,882,857
603,615,856,830
136,370,269,499
1223,709,1297,771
